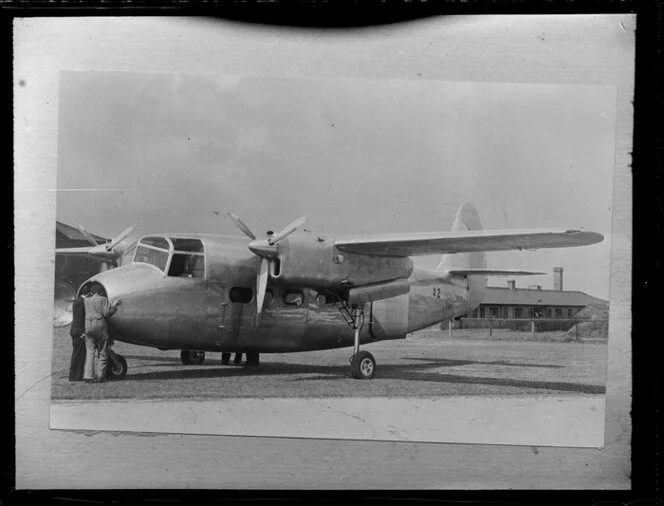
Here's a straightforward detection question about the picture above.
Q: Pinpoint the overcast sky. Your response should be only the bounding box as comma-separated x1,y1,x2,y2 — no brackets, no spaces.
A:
56,71,616,299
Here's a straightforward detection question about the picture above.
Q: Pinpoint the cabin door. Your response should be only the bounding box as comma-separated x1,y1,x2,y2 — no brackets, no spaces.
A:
212,285,257,350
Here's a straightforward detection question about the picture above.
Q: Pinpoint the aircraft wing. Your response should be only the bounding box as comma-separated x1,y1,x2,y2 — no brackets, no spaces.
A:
334,229,604,257
55,246,119,262
56,247,102,255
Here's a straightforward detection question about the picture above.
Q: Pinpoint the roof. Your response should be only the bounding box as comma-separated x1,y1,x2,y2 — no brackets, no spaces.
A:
56,221,108,244
480,287,607,307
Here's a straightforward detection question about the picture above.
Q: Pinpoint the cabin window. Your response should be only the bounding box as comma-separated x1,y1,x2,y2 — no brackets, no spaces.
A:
489,307,499,318
546,308,553,318
479,307,486,318
134,246,169,272
514,307,523,319
230,287,253,304
264,289,274,306
283,290,304,307
168,253,205,278
555,308,563,318
567,308,574,318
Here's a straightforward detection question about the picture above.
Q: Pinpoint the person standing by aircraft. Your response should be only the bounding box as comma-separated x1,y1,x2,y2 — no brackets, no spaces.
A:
245,351,260,367
221,352,243,366
68,286,89,382
83,284,121,383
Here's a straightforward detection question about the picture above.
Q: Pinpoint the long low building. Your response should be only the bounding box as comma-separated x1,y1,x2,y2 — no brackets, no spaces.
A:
469,268,607,320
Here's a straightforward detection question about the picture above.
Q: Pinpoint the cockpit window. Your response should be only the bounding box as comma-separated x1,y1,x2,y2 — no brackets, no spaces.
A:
140,236,170,249
170,238,204,253
134,246,169,272
166,238,205,278
168,253,205,278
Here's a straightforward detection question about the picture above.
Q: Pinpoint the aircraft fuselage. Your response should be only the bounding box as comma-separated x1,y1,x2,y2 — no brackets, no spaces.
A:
85,233,476,354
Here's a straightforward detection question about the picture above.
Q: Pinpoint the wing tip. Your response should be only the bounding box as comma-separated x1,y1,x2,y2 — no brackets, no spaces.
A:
565,229,604,244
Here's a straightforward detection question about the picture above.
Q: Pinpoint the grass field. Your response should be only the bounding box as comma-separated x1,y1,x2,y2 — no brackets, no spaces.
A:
50,326,608,401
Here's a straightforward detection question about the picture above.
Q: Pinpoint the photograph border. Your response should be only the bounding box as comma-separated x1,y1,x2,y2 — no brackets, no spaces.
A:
9,1,660,498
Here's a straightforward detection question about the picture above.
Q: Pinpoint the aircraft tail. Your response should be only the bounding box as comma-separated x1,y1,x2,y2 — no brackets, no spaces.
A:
437,203,487,309
436,202,487,271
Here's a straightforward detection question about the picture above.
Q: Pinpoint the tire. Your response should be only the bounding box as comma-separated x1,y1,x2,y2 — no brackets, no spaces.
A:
108,353,128,378
350,350,376,380
180,350,205,365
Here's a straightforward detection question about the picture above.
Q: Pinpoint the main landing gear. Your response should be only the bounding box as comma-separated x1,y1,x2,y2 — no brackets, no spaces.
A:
346,305,376,380
181,349,206,365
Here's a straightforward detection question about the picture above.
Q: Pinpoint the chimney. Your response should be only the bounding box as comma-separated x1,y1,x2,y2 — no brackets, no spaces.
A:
553,267,563,291
507,280,516,290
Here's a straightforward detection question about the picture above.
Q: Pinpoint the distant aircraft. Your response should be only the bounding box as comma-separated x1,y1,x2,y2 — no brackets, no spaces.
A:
53,224,136,327
68,203,603,380
56,224,136,266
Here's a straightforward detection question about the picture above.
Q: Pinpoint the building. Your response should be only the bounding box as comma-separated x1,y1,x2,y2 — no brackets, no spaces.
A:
469,267,607,320
55,221,109,291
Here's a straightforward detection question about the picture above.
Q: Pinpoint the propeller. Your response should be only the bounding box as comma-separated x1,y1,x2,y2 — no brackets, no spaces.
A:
77,224,135,261
102,225,135,252
255,258,269,328
227,212,306,328
76,223,100,247
227,212,256,240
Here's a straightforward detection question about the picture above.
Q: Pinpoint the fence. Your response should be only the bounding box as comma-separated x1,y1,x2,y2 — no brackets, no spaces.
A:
445,317,609,339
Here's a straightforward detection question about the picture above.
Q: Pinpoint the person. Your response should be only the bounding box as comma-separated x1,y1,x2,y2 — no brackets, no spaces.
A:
244,351,260,367
67,287,88,381
83,284,121,383
221,352,243,366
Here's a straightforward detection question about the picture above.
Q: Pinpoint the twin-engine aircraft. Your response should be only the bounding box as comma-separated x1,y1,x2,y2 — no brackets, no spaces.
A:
64,203,603,380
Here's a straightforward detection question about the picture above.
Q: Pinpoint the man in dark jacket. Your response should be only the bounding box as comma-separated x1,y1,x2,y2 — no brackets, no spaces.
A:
68,287,88,382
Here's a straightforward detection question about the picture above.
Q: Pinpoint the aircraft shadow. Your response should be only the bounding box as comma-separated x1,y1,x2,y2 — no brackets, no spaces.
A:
122,358,604,394
403,357,565,369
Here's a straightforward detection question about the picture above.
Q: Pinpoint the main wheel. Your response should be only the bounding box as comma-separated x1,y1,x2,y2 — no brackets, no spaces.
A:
350,350,376,380
180,350,206,365
108,353,127,379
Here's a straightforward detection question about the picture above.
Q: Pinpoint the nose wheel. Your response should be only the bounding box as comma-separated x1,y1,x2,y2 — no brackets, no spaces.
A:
107,350,127,379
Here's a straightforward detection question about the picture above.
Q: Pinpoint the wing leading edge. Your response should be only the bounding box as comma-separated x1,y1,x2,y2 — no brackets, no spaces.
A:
334,229,603,257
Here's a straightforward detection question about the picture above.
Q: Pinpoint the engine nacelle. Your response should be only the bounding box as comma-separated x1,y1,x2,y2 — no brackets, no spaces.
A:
270,233,413,291
346,278,411,305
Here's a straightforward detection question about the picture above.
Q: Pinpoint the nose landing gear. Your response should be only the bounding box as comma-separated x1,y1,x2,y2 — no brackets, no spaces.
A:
107,349,127,379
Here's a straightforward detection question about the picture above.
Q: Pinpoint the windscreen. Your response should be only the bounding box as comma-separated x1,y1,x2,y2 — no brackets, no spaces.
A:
133,236,171,272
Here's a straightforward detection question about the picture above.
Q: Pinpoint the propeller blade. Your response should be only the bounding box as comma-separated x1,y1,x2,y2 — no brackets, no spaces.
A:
105,225,135,252
268,216,306,245
76,224,99,246
255,258,269,329
227,212,257,240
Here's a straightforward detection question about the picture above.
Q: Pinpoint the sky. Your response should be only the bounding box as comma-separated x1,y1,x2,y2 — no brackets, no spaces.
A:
56,71,616,299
